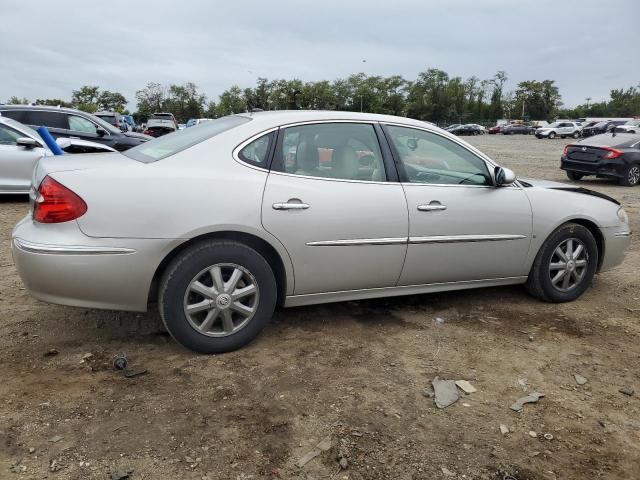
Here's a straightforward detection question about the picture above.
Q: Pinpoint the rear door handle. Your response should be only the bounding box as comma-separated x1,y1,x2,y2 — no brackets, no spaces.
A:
273,201,310,210
417,203,447,212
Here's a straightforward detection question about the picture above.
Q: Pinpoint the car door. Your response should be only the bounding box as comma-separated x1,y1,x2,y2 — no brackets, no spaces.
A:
0,123,46,193
383,124,533,286
261,121,409,295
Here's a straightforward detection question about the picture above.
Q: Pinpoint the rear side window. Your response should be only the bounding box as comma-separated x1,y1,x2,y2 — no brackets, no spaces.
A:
125,115,251,163
22,111,68,129
238,132,274,168
68,115,100,134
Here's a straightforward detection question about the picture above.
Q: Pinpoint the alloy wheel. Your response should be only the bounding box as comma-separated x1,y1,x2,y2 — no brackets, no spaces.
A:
183,263,259,337
548,238,589,292
627,166,640,185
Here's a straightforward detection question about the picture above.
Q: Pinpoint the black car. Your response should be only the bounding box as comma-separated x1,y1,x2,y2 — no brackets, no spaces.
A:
502,124,532,135
0,105,150,151
561,133,640,186
581,120,627,138
449,124,482,136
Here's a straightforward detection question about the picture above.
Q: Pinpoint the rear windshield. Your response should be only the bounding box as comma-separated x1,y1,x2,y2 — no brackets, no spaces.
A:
124,115,251,163
96,115,117,126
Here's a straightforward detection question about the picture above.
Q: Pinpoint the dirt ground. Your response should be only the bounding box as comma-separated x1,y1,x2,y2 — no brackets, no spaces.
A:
1,134,639,480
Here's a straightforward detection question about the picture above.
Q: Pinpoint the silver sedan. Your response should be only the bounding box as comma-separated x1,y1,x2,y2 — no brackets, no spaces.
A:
0,116,115,194
11,111,631,353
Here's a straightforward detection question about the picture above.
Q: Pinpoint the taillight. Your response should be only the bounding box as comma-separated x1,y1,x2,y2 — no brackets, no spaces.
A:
603,147,623,159
143,129,151,135
562,145,572,156
33,176,87,223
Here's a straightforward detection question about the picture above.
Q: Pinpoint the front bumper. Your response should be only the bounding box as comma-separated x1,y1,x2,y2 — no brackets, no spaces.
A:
11,216,181,311
599,226,631,272
561,157,628,178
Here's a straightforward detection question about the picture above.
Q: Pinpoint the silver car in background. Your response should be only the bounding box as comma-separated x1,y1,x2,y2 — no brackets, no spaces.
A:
0,116,115,194
11,111,631,353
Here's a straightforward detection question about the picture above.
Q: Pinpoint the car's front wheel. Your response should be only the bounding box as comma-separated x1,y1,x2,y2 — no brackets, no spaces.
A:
159,240,277,353
548,132,556,139
572,131,580,138
525,223,598,302
619,165,640,187
566,171,584,181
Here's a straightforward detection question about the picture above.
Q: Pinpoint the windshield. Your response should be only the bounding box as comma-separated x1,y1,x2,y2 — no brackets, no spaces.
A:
548,122,561,128
124,115,251,163
593,121,608,128
96,115,118,126
624,120,640,126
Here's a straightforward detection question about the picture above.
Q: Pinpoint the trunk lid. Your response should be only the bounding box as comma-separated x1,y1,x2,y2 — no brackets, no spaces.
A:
32,152,134,188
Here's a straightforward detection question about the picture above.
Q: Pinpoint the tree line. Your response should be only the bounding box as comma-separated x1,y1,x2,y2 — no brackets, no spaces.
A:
5,69,639,125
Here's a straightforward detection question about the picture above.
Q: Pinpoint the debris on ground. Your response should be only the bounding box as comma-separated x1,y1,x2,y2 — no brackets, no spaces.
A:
44,348,59,357
295,435,332,468
510,392,545,412
529,430,538,438
543,433,554,440
432,377,459,409
124,366,148,378
500,424,510,435
455,380,477,393
433,317,446,326
48,435,63,443
338,454,348,470
619,387,635,396
573,374,588,385
441,466,455,476
110,468,133,480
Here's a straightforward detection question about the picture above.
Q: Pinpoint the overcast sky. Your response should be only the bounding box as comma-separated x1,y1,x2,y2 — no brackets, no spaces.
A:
2,0,638,110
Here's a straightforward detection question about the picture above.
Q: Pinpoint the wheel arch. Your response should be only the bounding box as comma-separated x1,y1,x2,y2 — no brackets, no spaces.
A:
148,230,293,308
533,218,605,273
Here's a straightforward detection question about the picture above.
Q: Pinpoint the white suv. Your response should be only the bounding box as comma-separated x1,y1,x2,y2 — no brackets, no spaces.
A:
535,121,582,139
616,119,640,134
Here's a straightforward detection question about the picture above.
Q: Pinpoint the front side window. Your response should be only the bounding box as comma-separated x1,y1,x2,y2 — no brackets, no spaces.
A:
68,115,100,134
0,124,22,145
386,125,491,186
273,123,386,181
238,132,274,168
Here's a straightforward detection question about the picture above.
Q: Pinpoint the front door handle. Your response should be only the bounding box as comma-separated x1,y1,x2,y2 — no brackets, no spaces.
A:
273,201,310,210
417,203,447,212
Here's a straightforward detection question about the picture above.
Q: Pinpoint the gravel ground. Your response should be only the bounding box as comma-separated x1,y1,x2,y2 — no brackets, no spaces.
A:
1,134,639,480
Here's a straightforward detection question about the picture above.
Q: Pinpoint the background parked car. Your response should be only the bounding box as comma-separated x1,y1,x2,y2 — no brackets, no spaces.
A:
186,118,213,128
444,123,461,131
502,124,532,135
615,119,640,134
467,124,486,134
561,133,640,186
449,124,483,136
0,105,151,151
488,125,502,134
95,111,126,131
535,121,582,139
581,120,627,137
143,115,177,137
0,116,115,194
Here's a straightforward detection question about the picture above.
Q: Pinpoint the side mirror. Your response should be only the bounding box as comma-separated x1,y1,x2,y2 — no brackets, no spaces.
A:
96,127,107,137
16,137,39,149
494,166,516,186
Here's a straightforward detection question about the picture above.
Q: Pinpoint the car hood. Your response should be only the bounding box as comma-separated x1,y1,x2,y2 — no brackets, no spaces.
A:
124,131,152,140
518,177,620,205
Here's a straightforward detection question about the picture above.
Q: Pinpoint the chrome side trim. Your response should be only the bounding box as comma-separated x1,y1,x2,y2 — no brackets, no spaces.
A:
284,276,528,307
614,231,632,237
409,234,527,244
306,237,407,247
13,238,136,256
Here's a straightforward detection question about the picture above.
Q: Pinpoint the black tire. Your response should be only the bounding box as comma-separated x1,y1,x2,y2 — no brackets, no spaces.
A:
159,240,277,353
619,164,640,187
525,223,598,302
572,131,580,139
548,132,556,139
566,171,584,181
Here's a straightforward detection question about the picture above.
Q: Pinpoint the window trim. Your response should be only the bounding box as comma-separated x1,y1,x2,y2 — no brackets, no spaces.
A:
268,120,394,184
232,126,279,172
381,123,506,188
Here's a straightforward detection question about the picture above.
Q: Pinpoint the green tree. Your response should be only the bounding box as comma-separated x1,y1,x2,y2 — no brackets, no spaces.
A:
71,86,100,112
34,98,73,107
135,82,166,120
98,90,128,112
7,96,30,104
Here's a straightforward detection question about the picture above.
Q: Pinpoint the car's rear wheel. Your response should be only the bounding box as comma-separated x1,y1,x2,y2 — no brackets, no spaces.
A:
548,132,556,139
525,223,598,302
159,240,277,353
566,171,584,181
619,165,640,186
572,131,580,138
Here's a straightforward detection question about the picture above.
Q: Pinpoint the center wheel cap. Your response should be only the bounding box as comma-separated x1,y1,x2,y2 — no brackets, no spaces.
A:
216,294,232,309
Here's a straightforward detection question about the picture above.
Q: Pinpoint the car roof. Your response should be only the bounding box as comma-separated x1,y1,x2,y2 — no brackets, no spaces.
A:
234,110,435,129
0,104,83,114
95,111,118,116
578,132,640,148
